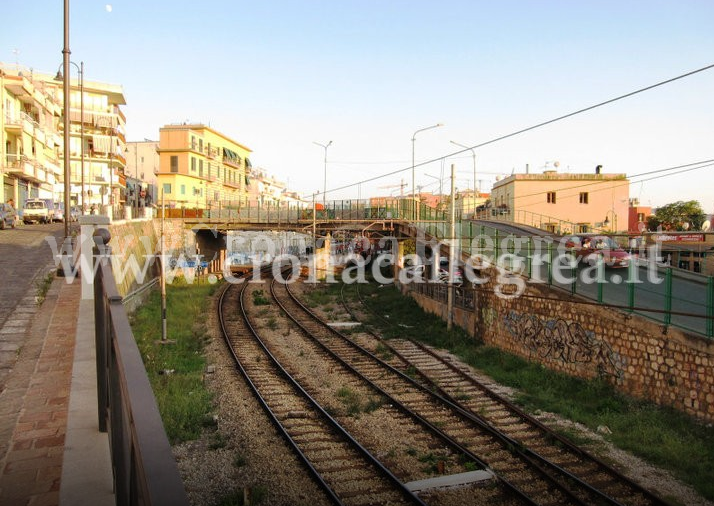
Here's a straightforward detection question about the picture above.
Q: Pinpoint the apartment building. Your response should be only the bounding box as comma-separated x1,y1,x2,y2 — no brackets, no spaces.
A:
0,64,127,211
490,167,630,233
125,140,159,208
247,167,286,206
1,66,62,204
156,124,251,209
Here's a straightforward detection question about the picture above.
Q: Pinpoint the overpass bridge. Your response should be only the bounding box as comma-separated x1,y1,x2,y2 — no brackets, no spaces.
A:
159,199,714,339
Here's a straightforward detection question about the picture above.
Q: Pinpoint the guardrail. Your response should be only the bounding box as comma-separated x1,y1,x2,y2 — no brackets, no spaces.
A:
93,237,189,506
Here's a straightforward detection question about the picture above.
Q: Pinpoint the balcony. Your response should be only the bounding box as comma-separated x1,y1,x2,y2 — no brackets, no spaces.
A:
4,154,48,184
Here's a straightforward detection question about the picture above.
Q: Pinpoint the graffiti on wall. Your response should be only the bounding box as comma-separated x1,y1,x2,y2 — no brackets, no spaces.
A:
502,310,623,379
481,307,498,329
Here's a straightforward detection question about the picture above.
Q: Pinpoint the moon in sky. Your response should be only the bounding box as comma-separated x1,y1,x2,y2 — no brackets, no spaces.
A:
105,4,112,12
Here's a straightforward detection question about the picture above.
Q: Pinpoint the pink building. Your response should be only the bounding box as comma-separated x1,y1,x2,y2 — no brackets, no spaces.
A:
490,168,629,233
628,199,652,233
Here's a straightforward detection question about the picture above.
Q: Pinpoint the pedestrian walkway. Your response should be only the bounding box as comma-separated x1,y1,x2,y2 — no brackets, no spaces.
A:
0,274,114,506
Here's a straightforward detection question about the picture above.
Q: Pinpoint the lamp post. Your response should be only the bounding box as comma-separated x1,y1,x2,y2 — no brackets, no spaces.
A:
55,60,84,214
313,140,332,209
411,123,443,220
60,0,71,244
604,209,617,233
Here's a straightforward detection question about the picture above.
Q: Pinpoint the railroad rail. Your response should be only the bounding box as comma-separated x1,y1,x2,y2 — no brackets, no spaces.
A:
339,280,671,506
217,273,427,506
272,279,615,506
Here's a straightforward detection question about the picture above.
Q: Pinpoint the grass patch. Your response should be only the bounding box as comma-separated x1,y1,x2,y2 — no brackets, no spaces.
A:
336,386,383,416
130,280,217,444
252,289,270,306
34,271,54,305
356,282,714,501
216,486,268,506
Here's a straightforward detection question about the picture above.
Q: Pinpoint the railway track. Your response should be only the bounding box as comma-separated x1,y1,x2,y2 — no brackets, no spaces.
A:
218,275,427,506
337,280,671,506
271,278,625,506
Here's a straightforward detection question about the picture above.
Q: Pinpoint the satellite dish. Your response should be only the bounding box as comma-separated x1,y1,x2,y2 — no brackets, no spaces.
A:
637,221,646,233
702,220,711,232
553,161,560,168
682,222,690,231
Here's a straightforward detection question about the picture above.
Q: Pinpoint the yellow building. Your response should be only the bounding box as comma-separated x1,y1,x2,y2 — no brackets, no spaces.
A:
1,64,127,211
490,168,630,233
1,66,62,204
156,124,251,209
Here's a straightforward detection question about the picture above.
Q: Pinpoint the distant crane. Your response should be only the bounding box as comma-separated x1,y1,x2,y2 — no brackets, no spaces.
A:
378,179,407,197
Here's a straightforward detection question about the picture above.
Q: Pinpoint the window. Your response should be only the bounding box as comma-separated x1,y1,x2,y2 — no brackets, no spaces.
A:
170,156,178,173
199,159,204,177
191,157,196,172
693,262,702,273
579,192,589,204
214,191,220,201
191,136,196,150
637,212,646,222
163,183,172,194
180,184,186,195
547,191,556,204
198,138,203,152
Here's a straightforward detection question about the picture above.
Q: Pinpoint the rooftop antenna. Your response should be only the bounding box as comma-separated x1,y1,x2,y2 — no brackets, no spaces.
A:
12,48,20,66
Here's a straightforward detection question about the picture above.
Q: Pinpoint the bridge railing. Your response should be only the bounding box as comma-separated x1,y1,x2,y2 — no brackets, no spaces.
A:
93,241,190,506
160,198,451,223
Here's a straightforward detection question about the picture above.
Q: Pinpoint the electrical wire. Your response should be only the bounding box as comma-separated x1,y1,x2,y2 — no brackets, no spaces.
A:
322,63,714,198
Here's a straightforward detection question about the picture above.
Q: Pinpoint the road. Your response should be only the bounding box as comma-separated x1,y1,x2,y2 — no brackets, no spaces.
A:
0,223,65,385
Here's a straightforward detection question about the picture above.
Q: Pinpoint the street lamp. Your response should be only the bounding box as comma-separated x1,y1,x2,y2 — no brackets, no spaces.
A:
604,209,617,233
313,140,332,209
411,123,443,220
55,60,84,214
59,0,72,247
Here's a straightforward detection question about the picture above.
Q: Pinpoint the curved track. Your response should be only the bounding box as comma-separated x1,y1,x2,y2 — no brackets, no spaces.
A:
272,279,643,506
339,281,670,506
218,275,427,506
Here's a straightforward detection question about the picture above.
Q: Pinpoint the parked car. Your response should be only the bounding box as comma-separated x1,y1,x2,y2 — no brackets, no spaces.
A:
22,199,51,224
403,258,464,285
0,203,17,229
51,202,79,222
563,234,631,268
53,202,65,222
437,257,464,285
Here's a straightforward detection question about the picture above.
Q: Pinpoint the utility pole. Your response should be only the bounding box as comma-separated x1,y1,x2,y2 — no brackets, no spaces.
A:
447,163,456,331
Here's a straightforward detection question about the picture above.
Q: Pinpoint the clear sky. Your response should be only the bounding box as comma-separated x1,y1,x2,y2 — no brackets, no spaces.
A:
3,1,713,209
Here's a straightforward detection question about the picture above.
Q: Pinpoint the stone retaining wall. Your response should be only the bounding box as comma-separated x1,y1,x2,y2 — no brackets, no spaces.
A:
405,271,714,422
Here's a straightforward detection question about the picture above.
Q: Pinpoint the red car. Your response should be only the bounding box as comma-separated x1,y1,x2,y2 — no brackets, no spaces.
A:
563,234,631,268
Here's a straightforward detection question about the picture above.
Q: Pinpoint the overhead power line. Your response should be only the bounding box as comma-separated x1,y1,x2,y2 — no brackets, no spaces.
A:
323,62,714,198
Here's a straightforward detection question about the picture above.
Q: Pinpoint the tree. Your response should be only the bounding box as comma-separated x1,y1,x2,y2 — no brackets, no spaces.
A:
646,200,706,231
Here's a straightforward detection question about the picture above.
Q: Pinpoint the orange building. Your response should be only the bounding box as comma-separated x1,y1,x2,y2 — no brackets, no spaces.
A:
490,168,629,233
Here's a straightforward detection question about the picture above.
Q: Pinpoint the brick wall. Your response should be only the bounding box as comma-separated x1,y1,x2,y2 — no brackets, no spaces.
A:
107,219,192,297
405,271,714,422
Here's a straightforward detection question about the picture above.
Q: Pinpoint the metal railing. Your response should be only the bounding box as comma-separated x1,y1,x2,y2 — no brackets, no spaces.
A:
410,221,714,338
93,242,189,506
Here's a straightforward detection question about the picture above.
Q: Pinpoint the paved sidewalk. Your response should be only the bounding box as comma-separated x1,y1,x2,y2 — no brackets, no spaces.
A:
0,276,113,506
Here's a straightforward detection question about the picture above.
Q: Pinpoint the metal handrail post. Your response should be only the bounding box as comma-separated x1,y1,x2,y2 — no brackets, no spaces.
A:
664,268,673,327
627,261,636,313
707,276,714,337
